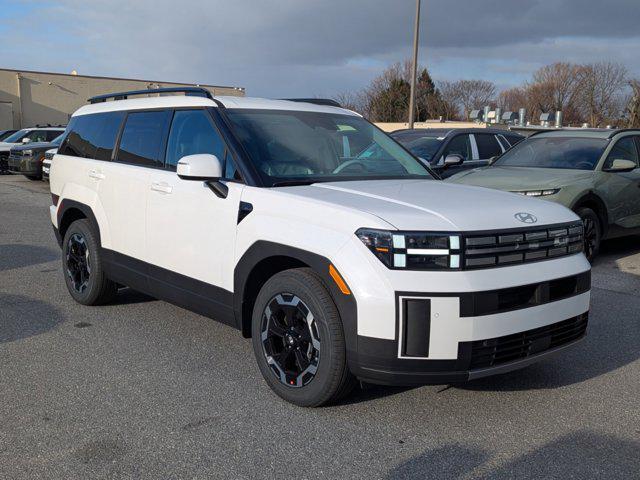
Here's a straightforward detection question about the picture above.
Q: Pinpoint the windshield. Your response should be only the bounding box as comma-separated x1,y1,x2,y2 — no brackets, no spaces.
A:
494,136,608,170
51,133,65,146
3,129,29,143
225,109,433,186
398,136,443,162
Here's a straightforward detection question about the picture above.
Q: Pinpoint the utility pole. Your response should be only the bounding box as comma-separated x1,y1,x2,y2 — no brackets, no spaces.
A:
408,0,421,128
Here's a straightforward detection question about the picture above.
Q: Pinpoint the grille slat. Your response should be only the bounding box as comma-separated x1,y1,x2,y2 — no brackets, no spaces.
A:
469,313,588,369
464,222,583,270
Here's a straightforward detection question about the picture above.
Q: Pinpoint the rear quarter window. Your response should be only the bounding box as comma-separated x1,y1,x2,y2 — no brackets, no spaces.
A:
59,111,125,161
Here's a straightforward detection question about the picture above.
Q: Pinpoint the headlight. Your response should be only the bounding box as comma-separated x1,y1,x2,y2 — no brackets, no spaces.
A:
512,189,560,197
355,228,461,270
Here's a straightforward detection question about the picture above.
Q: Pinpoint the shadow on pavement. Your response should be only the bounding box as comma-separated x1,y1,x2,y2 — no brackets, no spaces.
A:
0,243,58,272
386,431,640,479
0,293,65,343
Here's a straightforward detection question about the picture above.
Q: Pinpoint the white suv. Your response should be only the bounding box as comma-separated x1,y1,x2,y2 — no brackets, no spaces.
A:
50,87,591,406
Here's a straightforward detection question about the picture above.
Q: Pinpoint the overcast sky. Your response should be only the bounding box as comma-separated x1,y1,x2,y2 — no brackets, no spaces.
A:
1,0,638,97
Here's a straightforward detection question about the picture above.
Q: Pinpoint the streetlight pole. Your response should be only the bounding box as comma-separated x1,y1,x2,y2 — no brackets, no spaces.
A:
408,0,421,128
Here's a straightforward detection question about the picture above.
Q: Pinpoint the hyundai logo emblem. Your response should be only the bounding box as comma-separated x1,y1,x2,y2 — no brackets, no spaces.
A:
515,212,538,224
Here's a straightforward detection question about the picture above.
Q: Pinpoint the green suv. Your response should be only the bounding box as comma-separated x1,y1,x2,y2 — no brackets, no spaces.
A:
448,129,640,260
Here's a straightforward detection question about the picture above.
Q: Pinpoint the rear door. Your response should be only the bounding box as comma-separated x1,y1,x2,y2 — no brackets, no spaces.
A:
98,110,171,263
145,108,243,323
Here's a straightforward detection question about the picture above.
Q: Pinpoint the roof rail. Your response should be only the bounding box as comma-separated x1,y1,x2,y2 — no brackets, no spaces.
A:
283,98,342,108
88,86,215,104
607,128,640,138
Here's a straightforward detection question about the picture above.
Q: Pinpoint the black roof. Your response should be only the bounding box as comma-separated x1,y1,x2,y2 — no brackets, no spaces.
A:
390,127,523,138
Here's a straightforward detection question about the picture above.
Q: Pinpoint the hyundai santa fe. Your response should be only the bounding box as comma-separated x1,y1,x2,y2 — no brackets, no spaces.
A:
49,87,591,406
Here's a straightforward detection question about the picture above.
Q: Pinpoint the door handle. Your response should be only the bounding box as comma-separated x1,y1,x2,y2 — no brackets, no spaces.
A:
88,169,105,180
151,181,173,194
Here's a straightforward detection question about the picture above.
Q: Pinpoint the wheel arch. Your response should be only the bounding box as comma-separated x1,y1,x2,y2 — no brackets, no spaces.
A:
57,200,102,247
571,192,609,236
234,241,357,355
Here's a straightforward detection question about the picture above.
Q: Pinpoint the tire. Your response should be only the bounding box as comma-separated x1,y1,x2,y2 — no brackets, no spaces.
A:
576,207,601,262
251,268,356,407
62,219,117,305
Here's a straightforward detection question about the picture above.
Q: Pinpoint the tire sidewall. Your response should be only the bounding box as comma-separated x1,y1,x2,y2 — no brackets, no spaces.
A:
577,207,601,261
251,270,345,407
62,219,105,305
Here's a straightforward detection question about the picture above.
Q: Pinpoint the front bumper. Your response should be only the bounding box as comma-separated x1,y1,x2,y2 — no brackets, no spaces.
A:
335,237,591,385
7,154,40,175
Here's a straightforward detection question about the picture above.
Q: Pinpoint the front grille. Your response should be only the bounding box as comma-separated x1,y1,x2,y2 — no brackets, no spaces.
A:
468,313,588,369
464,222,583,269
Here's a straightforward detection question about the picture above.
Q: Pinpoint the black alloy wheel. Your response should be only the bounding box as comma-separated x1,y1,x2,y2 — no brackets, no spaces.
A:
577,207,601,262
66,233,91,293
260,293,321,388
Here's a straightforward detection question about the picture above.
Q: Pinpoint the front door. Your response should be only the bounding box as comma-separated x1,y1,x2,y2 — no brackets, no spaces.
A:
145,109,243,324
600,135,640,231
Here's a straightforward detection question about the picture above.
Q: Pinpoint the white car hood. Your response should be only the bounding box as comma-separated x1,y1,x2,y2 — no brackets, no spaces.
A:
0,142,19,152
283,179,579,231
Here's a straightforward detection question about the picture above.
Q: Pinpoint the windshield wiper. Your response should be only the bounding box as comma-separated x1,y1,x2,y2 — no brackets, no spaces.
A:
271,180,317,187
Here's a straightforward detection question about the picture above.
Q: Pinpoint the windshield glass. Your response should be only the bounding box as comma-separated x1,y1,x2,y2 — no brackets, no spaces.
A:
225,109,433,186
494,136,607,170
51,133,65,146
3,129,29,143
398,136,443,162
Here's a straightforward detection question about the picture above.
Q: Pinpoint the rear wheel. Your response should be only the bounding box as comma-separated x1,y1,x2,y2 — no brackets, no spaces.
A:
576,207,601,262
251,268,355,407
62,219,117,305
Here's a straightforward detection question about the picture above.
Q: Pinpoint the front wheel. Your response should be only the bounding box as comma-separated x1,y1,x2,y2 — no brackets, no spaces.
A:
251,268,356,407
576,207,601,262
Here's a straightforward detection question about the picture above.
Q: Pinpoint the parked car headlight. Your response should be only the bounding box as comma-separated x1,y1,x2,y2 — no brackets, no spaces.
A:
512,189,560,197
355,228,461,270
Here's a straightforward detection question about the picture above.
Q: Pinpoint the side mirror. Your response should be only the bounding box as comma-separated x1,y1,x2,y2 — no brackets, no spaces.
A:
177,153,227,198
443,154,464,168
605,159,637,172
21,137,31,144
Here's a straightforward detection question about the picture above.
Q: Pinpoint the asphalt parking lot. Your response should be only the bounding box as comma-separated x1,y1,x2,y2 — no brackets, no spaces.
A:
1,174,639,480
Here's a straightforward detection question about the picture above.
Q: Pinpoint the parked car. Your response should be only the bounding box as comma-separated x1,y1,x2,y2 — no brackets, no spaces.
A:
0,126,65,174
390,128,523,178
0,129,18,141
7,133,65,180
50,87,590,407
42,148,57,181
448,129,640,260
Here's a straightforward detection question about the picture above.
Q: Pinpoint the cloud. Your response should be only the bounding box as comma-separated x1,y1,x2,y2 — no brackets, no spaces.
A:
0,0,638,96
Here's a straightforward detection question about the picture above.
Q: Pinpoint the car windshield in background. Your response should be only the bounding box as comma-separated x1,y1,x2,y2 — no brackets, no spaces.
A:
399,136,443,162
3,129,29,143
225,109,433,186
494,137,608,170
51,134,65,146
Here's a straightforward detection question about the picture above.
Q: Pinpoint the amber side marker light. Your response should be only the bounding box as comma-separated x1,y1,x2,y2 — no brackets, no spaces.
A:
329,264,351,295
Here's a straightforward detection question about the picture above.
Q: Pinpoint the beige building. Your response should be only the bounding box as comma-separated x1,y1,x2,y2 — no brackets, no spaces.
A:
375,120,487,132
0,68,245,130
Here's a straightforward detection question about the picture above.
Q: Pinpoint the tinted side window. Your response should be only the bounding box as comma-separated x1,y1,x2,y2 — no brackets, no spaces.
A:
475,134,503,159
505,134,524,146
46,131,62,141
442,135,472,162
58,112,125,160
116,111,170,167
165,110,225,170
29,130,49,142
605,136,639,168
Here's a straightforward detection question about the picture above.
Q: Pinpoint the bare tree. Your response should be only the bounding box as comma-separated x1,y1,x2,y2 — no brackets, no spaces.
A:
626,79,640,128
437,80,462,120
575,62,628,127
450,79,496,119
